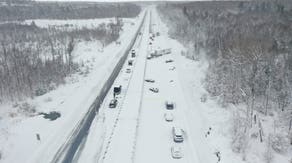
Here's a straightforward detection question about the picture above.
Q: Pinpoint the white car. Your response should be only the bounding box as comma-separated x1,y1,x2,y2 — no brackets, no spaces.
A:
126,68,131,73
172,127,184,142
164,113,173,122
109,99,118,108
171,146,183,159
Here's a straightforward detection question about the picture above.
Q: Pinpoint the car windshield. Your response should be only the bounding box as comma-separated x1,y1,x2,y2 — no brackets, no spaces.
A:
174,128,183,136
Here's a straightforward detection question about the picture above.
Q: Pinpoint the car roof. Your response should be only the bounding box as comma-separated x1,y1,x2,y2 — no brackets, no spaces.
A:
172,146,181,151
165,112,173,116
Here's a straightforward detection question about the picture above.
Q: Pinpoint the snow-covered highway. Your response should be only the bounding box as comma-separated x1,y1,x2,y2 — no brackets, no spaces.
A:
8,6,211,163
84,7,207,163
134,9,200,163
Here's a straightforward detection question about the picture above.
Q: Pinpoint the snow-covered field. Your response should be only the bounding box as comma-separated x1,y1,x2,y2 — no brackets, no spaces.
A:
0,12,144,163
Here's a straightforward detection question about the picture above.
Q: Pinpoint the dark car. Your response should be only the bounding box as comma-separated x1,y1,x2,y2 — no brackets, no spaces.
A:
145,79,155,83
114,85,122,95
149,87,159,93
165,59,174,63
109,99,118,108
165,101,175,110
131,49,136,57
128,60,133,66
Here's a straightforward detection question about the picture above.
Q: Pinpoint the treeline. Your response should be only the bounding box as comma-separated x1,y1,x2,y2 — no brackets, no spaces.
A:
0,1,141,21
158,0,292,161
0,17,123,101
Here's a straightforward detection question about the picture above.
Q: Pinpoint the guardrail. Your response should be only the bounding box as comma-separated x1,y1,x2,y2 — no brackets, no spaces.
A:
51,11,147,163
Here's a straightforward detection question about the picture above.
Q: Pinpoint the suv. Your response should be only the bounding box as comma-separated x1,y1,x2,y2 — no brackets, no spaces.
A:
172,127,184,142
113,85,122,95
165,101,174,110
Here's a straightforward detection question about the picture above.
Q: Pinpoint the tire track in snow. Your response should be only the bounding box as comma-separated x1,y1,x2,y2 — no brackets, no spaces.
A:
99,13,147,162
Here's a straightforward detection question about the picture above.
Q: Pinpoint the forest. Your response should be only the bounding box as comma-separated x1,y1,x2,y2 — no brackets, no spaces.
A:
158,0,292,162
0,1,141,21
0,2,140,101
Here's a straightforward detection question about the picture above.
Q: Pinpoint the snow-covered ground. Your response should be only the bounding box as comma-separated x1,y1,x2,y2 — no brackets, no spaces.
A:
0,11,144,163
2,4,290,163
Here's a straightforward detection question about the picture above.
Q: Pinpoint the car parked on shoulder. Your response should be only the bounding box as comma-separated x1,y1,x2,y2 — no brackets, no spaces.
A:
171,146,183,159
164,112,174,122
172,127,184,142
109,99,118,108
149,87,159,93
